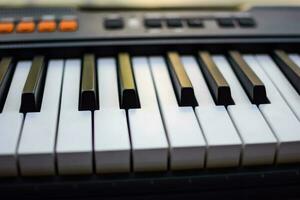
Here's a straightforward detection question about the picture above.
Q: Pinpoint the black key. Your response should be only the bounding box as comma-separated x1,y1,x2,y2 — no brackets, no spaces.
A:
228,51,269,104
0,57,15,113
198,51,234,106
187,18,203,28
217,18,235,28
79,54,99,111
237,17,256,27
272,50,300,94
167,52,197,106
118,53,140,109
20,56,47,112
104,17,124,29
166,18,182,28
144,18,162,28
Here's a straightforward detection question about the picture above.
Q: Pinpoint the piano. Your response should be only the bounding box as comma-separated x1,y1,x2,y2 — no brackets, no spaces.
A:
0,4,300,199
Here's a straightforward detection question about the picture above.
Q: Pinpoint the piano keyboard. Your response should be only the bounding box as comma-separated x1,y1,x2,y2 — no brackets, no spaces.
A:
0,50,299,177
1,5,300,198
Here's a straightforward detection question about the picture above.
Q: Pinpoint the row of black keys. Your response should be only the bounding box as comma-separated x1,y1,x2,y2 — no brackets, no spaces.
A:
0,50,299,113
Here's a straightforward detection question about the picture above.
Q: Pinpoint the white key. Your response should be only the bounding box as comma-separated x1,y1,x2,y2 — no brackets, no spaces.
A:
256,55,300,120
56,59,92,175
149,56,206,170
181,56,241,168
94,58,130,173
129,57,168,172
244,55,300,163
18,60,64,176
289,54,300,69
0,61,31,176
213,55,277,166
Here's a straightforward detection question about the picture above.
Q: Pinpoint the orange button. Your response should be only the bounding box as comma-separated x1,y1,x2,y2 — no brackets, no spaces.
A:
0,22,14,33
59,20,78,32
16,21,35,33
38,20,56,32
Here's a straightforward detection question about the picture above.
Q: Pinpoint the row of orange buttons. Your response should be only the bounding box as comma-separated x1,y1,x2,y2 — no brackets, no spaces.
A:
0,19,78,33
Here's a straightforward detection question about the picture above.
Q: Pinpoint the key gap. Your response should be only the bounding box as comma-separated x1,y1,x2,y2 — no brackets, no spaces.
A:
16,113,26,176
92,111,96,174
245,55,287,166
250,56,281,166
192,106,208,169
225,109,245,168
95,56,100,110
181,54,212,169
147,57,171,172
78,56,84,111
125,110,133,173
257,108,278,166
54,59,66,176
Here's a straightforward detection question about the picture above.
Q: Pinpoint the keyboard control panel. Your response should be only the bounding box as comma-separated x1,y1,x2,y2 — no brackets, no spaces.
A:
0,6,299,44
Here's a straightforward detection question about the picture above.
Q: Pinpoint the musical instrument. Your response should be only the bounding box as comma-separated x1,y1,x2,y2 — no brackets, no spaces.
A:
0,5,300,199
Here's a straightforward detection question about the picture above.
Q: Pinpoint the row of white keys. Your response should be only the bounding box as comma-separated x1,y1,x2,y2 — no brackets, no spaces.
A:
256,55,300,120
129,57,168,172
94,58,130,173
244,55,300,163
149,56,206,170
18,60,64,176
56,59,93,175
181,56,241,168
213,55,277,166
0,61,31,176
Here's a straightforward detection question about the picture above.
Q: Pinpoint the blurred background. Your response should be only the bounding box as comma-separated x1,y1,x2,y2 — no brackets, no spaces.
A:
0,0,299,9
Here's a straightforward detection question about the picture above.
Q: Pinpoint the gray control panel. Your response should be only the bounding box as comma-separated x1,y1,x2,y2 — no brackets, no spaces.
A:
0,6,299,44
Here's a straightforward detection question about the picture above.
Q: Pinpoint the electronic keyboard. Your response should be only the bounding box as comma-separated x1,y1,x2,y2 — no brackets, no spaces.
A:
0,6,300,199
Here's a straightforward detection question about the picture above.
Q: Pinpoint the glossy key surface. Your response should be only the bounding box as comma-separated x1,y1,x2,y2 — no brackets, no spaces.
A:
79,54,98,111
228,51,269,104
20,56,47,112
0,57,15,112
198,51,234,106
167,52,197,106
273,50,300,94
118,53,140,109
